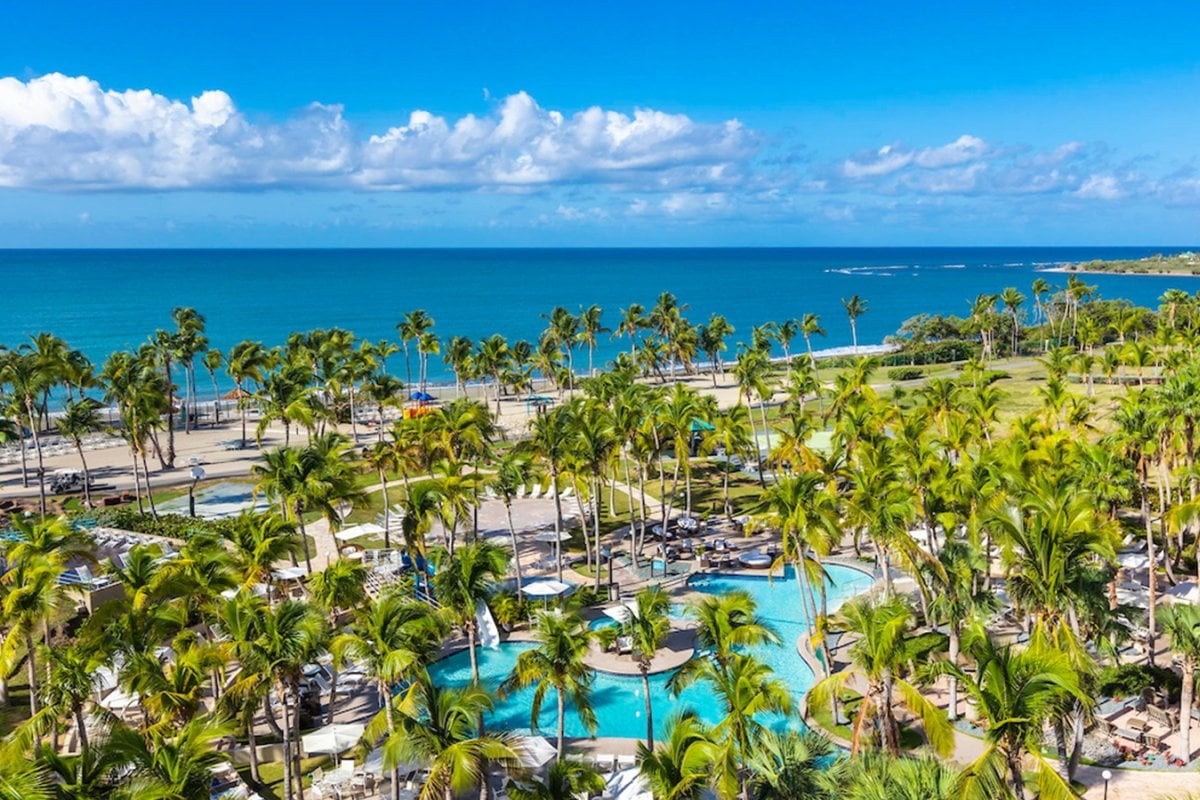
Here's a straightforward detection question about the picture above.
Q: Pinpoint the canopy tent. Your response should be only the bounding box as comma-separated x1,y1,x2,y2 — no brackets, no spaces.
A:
335,522,385,542
689,418,715,432
409,391,436,403
302,723,366,757
518,735,558,769
272,566,308,581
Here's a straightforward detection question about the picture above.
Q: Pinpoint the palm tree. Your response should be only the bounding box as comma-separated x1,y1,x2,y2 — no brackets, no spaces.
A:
624,586,672,748
432,542,509,682
381,675,524,800
746,729,835,800
684,590,779,668
506,758,604,800
1157,603,1200,760
577,304,608,377
615,304,648,355
800,313,826,368
307,557,365,724
842,295,868,354
637,712,720,800
201,348,224,424
926,539,993,722
501,609,597,757
670,653,792,800
246,600,326,800
931,630,1085,800
489,450,536,595
398,310,435,392
702,405,755,518
528,407,574,582
105,715,233,800
1001,287,1026,356
809,595,953,758
54,400,101,507
227,340,269,448
1,350,51,512
365,441,399,548
826,752,963,800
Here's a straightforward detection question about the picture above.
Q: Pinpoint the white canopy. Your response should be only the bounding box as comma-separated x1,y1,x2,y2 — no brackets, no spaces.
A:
518,735,558,768
531,530,571,543
1167,581,1200,603
335,523,385,542
272,566,308,581
523,580,573,598
603,601,639,623
99,687,140,711
606,768,651,800
1118,552,1152,570
302,723,365,755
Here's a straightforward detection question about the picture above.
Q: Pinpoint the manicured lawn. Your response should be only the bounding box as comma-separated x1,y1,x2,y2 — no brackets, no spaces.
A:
239,754,333,800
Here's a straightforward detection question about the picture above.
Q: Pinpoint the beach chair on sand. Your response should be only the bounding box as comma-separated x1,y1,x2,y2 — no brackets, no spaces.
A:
529,483,542,500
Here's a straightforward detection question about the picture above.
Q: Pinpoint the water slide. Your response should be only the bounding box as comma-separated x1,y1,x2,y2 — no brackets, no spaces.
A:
476,601,501,650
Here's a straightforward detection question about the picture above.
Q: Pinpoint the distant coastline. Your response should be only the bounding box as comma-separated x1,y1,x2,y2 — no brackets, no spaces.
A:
1041,252,1200,277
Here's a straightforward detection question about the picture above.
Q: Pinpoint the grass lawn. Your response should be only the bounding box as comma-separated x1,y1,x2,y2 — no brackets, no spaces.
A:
0,659,32,737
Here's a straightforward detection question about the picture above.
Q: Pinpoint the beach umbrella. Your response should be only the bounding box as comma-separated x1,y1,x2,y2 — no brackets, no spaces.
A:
99,687,140,711
409,391,436,402
222,387,253,401
688,418,715,432
523,580,573,598
302,723,366,758
531,530,571,543
1118,551,1151,570
518,735,558,769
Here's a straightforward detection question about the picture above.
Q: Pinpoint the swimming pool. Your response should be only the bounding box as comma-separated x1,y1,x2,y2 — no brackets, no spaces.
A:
157,481,269,519
429,563,874,740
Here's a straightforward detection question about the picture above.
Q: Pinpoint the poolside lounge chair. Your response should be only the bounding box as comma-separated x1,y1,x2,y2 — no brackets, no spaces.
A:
529,484,542,499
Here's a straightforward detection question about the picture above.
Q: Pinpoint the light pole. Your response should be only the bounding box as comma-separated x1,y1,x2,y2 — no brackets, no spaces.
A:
1102,768,1112,800
188,466,206,518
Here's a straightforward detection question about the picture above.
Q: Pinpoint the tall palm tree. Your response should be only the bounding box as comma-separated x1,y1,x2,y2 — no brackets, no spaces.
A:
930,630,1085,800
489,450,536,595
615,304,648,355
800,313,826,368
398,310,435,392
841,295,868,354
201,348,224,424
637,712,720,800
365,440,399,548
683,591,779,669
227,340,269,448
1,350,51,512
702,405,754,518
669,653,792,800
528,407,574,582
381,675,524,800
808,595,953,758
501,609,596,757
105,715,233,800
577,304,608,377
54,400,101,508
624,586,672,748
431,542,509,682
1157,603,1200,759
1000,287,1026,356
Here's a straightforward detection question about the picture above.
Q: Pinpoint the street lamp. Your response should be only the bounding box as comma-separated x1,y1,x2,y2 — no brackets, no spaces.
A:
1101,768,1112,800
188,466,206,518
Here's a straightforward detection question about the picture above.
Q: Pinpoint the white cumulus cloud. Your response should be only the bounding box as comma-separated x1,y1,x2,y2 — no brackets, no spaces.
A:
0,74,755,193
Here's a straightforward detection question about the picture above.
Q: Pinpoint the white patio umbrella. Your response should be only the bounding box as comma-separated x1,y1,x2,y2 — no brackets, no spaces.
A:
518,735,558,769
302,723,366,761
1118,551,1151,570
523,580,573,598
603,601,639,623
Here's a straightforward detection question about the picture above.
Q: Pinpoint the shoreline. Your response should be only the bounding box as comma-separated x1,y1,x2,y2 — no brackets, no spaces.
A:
1039,266,1200,278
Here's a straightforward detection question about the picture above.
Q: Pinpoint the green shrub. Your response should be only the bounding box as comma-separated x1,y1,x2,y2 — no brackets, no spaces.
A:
1098,663,1181,702
886,367,924,381
77,508,238,540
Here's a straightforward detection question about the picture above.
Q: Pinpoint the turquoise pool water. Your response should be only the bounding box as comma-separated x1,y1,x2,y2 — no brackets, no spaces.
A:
429,564,874,740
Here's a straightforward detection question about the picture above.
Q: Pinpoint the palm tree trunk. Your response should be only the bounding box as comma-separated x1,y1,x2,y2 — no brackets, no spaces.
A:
296,502,314,573
557,689,566,757
141,451,159,520
380,469,391,549
948,627,960,721
505,502,524,597
74,702,89,754
642,668,654,749
1183,658,1195,760
74,442,92,508
551,463,564,583
25,633,39,743
245,705,261,783
26,400,46,516
293,685,306,800
468,624,479,683
17,431,28,488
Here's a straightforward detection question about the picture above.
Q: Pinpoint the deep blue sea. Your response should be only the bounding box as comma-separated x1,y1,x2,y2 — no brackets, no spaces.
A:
2,247,1194,389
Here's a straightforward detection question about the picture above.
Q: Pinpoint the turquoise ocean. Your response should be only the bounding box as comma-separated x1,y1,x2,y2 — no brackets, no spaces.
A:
1,247,1194,391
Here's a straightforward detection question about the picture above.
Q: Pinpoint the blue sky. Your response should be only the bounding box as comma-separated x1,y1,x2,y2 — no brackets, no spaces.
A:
2,1,1200,246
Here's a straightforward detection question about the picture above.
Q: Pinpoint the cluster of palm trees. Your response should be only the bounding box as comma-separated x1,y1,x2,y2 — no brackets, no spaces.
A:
6,277,1200,800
